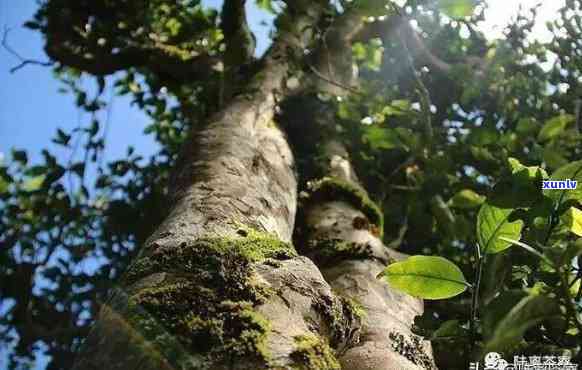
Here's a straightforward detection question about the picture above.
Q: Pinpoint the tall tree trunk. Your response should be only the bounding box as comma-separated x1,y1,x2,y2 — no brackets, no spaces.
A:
290,102,436,370
72,4,436,370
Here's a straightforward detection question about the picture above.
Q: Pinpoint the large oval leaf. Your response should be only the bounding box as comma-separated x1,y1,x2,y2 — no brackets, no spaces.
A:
380,256,468,300
477,203,523,254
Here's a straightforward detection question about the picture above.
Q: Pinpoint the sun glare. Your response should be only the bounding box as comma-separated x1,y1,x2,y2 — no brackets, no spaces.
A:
478,0,565,41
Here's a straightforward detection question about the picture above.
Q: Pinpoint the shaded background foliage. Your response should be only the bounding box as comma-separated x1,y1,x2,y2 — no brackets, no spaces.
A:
1,0,581,369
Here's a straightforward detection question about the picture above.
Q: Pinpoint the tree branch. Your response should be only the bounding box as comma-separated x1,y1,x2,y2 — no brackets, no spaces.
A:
308,8,367,95
2,28,53,73
221,0,255,67
356,13,455,74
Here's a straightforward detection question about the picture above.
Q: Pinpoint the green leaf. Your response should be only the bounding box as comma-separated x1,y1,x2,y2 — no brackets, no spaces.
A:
22,174,46,192
544,160,582,205
542,146,568,170
70,162,86,178
448,189,485,209
430,195,456,237
482,290,527,339
484,294,560,352
53,128,71,147
487,159,547,209
467,127,499,146
256,0,275,13
89,120,100,137
561,239,582,264
432,320,466,339
562,207,582,237
515,118,538,136
380,256,469,299
12,150,28,165
0,177,9,194
438,0,477,18
537,114,575,142
477,203,523,254
363,126,405,150
470,146,496,163
353,0,390,16
353,38,384,71
165,18,182,36
479,253,510,303
391,99,411,111
507,157,548,179
352,43,367,60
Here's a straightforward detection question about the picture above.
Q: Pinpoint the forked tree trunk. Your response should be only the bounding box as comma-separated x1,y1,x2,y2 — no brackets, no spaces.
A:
72,4,435,370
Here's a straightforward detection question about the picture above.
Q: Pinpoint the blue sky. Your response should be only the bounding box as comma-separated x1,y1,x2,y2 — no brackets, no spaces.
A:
0,0,273,169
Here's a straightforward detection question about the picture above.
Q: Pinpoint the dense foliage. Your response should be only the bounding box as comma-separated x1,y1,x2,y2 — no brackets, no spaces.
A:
1,0,581,369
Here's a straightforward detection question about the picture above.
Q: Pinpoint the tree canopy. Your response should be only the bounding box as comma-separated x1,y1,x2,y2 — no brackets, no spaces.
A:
1,0,582,369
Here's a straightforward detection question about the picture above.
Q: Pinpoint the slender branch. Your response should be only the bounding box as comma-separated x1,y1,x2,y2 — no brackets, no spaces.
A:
2,27,53,73
221,0,255,66
398,24,434,144
499,237,555,267
308,64,363,95
308,7,366,95
575,98,581,133
559,270,582,333
469,243,484,351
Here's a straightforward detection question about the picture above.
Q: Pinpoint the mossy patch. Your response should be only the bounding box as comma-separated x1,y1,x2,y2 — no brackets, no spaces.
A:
307,177,384,237
303,237,374,266
314,295,362,352
290,334,341,370
343,297,367,321
117,228,298,368
123,227,297,286
125,281,272,368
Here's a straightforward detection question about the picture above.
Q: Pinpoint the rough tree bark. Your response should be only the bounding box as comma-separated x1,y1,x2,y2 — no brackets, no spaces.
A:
71,2,436,369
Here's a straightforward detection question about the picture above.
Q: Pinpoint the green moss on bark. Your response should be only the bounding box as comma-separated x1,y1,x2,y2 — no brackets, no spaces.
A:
314,294,362,352
343,297,366,321
123,227,297,285
303,237,374,266
116,228,298,368
307,177,384,237
290,334,341,370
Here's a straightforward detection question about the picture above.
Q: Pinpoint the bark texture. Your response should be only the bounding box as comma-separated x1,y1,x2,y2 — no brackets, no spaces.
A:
73,4,363,369
72,4,436,370
285,100,436,369
302,143,435,370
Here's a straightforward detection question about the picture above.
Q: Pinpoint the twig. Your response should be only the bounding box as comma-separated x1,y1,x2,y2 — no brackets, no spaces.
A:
469,243,484,351
399,29,434,143
575,98,581,133
308,64,363,95
2,27,53,73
